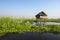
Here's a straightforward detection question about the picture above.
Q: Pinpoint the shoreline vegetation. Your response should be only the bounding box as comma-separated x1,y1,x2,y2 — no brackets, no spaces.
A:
0,17,60,36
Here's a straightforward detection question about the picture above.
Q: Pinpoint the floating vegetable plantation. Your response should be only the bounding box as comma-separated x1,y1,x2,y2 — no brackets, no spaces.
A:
0,17,60,36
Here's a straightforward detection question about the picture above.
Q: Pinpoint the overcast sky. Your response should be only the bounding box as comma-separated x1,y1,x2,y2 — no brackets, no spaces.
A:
0,0,60,18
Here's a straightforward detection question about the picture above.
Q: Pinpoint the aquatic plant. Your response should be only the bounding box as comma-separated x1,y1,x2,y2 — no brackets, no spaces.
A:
0,17,60,36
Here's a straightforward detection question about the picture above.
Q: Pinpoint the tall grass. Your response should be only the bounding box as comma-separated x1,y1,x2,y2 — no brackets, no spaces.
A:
0,17,60,36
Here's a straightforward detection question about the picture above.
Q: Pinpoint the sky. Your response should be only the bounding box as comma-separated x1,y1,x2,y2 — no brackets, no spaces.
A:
0,0,60,18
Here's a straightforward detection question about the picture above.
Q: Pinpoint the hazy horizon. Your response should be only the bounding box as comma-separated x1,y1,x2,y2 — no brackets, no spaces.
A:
0,0,60,18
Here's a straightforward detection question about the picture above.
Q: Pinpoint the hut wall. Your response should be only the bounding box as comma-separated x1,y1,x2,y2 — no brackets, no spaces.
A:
40,16,47,19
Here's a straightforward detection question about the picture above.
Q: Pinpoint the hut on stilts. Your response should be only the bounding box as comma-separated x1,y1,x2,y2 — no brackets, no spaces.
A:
35,11,47,25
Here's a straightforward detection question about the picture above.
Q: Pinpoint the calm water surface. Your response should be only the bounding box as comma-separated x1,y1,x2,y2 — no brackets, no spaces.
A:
32,22,60,26
0,32,60,40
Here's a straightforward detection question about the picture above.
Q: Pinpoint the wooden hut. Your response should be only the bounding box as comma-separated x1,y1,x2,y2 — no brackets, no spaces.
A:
35,11,47,25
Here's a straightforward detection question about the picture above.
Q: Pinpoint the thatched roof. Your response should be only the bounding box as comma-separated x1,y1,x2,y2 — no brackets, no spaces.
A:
36,11,47,16
35,11,47,18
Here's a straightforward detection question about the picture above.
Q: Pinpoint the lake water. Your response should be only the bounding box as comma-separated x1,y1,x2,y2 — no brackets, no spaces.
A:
0,32,60,40
32,22,60,26
46,22,60,25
